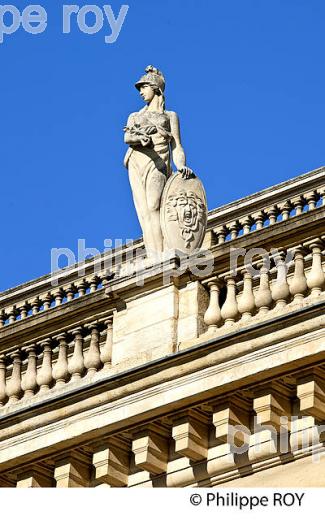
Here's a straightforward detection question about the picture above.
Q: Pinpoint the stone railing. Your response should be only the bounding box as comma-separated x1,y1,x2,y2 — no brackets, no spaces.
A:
0,241,144,330
0,167,324,332
0,273,112,328
0,167,324,410
206,166,324,244
0,234,323,409
0,316,113,407
203,237,325,333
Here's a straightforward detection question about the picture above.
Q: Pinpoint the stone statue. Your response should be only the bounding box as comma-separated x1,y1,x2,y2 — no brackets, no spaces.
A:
124,65,207,258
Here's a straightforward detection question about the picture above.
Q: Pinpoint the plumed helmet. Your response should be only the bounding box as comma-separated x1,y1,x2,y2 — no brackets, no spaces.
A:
135,65,166,93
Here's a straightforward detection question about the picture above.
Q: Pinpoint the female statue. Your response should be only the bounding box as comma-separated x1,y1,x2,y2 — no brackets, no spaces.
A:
124,65,194,258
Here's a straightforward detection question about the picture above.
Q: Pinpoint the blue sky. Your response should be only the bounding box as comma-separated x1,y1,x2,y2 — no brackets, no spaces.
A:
1,0,324,291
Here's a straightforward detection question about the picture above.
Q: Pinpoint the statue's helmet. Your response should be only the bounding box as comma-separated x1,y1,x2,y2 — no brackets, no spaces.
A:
135,65,165,94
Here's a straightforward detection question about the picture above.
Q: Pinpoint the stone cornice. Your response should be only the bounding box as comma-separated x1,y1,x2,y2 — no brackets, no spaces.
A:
0,299,323,434
0,314,323,471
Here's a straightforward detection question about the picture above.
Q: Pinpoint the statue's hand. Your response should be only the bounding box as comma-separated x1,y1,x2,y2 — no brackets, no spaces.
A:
140,136,152,147
179,167,195,179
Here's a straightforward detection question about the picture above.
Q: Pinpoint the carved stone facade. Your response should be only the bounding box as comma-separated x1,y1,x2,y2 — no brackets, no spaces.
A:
0,167,324,487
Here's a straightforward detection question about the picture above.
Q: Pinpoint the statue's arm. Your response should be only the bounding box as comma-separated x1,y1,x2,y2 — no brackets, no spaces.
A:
169,112,186,170
169,112,194,178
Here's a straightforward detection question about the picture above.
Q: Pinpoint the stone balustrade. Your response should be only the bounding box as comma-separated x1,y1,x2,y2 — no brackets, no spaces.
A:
0,167,324,489
0,317,113,407
0,273,114,329
1,364,324,487
206,167,324,245
203,237,325,332
0,235,323,410
0,168,323,332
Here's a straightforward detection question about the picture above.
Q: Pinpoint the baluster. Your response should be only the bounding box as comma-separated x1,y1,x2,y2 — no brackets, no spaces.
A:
0,356,7,406
101,272,113,291
318,187,325,206
43,293,52,310
229,221,240,240
66,285,76,302
100,319,113,367
8,307,16,325
54,289,64,306
305,191,317,210
265,205,278,225
238,269,255,319
76,280,87,297
19,303,28,320
204,279,222,332
214,225,227,244
21,345,38,398
68,328,85,381
279,201,292,221
240,216,253,235
271,251,290,309
89,276,99,293
31,298,40,315
53,333,69,387
306,239,325,298
6,350,22,404
252,211,265,230
255,259,273,314
84,323,102,375
0,311,5,328
220,275,239,326
289,246,308,304
36,339,53,393
291,195,305,216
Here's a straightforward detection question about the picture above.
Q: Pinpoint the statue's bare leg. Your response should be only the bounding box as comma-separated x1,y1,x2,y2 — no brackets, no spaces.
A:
146,170,166,255
128,166,151,249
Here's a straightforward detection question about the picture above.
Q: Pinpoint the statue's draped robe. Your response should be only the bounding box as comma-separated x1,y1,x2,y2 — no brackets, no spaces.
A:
124,108,172,253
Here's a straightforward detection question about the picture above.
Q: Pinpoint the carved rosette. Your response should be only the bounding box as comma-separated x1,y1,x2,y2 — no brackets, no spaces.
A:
160,172,207,253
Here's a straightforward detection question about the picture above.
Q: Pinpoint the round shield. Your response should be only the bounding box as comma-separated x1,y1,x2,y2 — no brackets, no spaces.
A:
160,172,208,254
